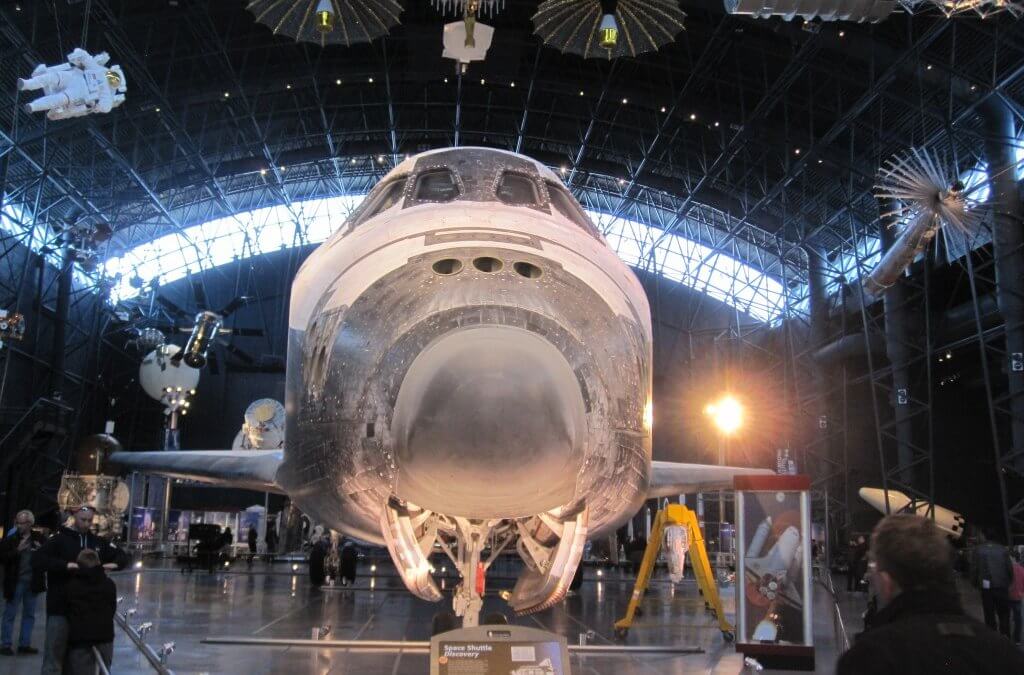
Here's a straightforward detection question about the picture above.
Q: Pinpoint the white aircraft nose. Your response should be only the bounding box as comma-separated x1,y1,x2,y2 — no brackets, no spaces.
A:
391,324,586,519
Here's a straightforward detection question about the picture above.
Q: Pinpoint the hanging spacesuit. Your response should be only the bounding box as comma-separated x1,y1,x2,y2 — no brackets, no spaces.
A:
665,524,689,584
18,48,127,120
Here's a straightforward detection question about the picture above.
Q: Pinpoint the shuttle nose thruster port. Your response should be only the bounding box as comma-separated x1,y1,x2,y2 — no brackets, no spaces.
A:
392,324,586,520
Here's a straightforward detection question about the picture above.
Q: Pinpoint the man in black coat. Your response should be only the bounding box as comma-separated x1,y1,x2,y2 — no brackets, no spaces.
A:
64,549,116,675
33,506,128,675
0,510,46,655
836,514,1024,675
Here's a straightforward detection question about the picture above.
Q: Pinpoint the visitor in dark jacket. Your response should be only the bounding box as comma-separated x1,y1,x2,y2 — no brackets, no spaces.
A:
33,506,128,675
972,529,1014,637
0,510,46,655
836,514,1024,675
64,549,116,675
847,535,867,592
339,539,358,587
247,525,258,555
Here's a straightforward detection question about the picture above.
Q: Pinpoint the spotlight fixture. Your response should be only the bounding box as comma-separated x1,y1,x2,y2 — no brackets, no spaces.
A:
621,97,628,104
598,13,619,49
689,113,696,120
315,0,335,33
336,78,342,85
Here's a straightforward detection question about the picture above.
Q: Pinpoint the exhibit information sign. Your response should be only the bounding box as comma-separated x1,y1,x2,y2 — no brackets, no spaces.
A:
734,475,815,670
430,625,570,675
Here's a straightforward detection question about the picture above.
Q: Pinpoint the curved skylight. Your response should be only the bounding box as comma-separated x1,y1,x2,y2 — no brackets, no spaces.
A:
1017,135,1024,180
101,195,363,302
590,212,787,322
3,193,790,323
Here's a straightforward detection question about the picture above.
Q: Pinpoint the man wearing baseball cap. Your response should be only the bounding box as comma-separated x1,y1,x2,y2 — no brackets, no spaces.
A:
33,506,127,674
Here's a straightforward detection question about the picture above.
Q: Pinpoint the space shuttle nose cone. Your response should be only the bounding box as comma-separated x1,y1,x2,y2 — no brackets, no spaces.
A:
392,325,587,519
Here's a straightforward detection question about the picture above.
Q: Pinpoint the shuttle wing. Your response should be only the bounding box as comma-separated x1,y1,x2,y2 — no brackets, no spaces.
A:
109,450,284,494
647,461,775,498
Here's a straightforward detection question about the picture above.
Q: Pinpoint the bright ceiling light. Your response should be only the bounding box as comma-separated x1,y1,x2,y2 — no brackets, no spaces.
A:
704,394,743,435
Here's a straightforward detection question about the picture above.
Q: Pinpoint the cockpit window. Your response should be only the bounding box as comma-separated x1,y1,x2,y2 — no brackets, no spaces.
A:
414,169,460,202
355,177,406,225
496,172,539,206
547,182,600,238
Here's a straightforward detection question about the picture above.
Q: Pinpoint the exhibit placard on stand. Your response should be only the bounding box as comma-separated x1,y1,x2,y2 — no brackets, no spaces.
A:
734,475,814,671
430,625,570,675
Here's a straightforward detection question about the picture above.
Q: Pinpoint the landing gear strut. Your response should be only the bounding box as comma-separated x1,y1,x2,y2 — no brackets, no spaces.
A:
439,517,514,628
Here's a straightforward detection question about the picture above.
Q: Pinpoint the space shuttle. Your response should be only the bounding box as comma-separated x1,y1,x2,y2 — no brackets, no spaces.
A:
111,147,772,625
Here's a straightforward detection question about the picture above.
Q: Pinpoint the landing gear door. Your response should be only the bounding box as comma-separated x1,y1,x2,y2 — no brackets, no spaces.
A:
734,475,815,671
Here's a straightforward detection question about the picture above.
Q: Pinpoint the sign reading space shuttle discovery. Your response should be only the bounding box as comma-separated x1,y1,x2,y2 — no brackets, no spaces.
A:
430,626,570,675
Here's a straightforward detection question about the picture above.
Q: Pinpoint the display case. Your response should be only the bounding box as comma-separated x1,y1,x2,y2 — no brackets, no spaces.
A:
734,475,814,670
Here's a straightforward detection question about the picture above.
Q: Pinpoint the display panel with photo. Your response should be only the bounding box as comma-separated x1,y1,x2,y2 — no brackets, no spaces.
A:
129,506,159,543
737,489,811,646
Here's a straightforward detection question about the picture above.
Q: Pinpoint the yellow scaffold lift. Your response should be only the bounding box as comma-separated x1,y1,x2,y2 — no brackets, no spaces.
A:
614,503,734,641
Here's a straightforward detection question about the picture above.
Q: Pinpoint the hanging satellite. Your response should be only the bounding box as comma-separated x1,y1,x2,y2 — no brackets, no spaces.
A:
866,148,985,298
723,0,896,22
532,0,685,60
0,310,26,350
246,0,403,47
439,0,498,72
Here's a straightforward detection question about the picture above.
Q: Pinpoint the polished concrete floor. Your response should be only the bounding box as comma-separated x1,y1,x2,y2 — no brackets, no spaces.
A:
0,558,857,675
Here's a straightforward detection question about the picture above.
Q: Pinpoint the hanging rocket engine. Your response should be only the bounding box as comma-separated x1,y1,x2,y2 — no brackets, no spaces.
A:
861,148,983,300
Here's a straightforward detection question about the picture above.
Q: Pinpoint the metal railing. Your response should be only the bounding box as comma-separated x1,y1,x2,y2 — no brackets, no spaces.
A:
91,646,111,675
817,570,851,653
114,612,175,675
203,636,703,655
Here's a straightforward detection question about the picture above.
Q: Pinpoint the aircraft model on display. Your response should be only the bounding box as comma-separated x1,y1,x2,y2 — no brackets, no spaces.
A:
111,147,772,626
